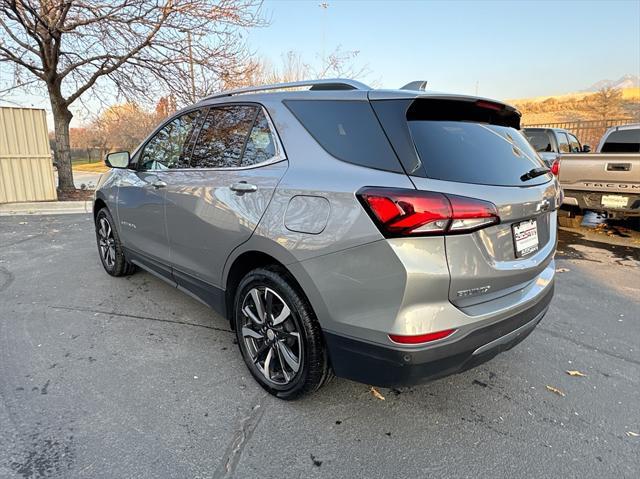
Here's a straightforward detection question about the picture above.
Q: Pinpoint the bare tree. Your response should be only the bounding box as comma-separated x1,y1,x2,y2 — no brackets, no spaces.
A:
584,87,624,119
315,46,370,80
223,47,370,90
0,0,264,191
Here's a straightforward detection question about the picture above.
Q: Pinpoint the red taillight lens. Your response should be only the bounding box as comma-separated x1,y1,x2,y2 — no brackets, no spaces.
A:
389,328,456,344
550,159,560,176
357,187,499,237
475,100,504,111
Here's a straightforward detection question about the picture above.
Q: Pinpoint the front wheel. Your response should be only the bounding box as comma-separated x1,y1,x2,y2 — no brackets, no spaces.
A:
233,267,332,399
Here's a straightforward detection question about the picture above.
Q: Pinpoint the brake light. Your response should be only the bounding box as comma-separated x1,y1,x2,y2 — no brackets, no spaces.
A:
475,100,504,111
550,159,560,176
357,187,499,237
389,328,456,344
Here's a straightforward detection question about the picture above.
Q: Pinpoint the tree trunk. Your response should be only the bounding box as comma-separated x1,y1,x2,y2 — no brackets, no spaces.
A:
50,96,75,192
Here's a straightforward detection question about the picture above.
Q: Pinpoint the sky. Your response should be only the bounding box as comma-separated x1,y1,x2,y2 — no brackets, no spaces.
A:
2,0,639,127
250,0,640,98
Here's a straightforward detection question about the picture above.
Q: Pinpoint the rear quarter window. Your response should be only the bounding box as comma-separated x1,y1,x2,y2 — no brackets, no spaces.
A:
284,100,403,173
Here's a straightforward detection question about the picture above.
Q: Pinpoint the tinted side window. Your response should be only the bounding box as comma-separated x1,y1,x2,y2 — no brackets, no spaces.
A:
241,109,277,167
568,134,581,152
601,129,640,152
556,132,570,153
284,100,403,173
192,106,257,168
139,111,200,170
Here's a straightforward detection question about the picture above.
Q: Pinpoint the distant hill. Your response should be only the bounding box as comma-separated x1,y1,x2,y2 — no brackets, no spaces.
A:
507,86,640,126
584,74,640,92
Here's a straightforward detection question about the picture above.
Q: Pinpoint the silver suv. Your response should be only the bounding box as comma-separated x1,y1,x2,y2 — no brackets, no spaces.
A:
94,79,558,399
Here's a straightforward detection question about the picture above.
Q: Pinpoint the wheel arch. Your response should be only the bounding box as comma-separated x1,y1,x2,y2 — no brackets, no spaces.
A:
223,237,327,331
93,195,108,220
224,250,301,326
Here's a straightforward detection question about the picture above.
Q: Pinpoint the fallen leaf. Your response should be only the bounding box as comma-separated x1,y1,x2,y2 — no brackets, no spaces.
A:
566,370,586,377
19,221,28,225
626,431,639,437
555,268,570,273
546,385,565,397
370,387,385,401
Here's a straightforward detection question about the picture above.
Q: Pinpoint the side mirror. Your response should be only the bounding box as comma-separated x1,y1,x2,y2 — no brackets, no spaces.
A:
582,145,591,153
105,151,130,169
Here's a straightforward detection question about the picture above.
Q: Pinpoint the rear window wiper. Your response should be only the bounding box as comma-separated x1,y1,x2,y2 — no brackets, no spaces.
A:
520,167,550,182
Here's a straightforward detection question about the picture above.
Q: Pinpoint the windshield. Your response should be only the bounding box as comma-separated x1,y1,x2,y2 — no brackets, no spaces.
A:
408,121,550,186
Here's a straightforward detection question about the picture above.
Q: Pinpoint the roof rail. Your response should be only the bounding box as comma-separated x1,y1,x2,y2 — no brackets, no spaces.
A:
202,78,371,101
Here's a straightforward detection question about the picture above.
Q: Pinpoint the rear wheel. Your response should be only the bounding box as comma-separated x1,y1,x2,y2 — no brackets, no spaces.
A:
233,267,332,399
95,207,136,277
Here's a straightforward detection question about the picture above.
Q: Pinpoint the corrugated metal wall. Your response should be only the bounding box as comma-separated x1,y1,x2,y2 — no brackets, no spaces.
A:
0,107,57,203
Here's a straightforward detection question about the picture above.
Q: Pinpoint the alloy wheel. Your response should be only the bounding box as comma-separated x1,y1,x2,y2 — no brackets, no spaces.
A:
97,216,116,270
240,287,302,385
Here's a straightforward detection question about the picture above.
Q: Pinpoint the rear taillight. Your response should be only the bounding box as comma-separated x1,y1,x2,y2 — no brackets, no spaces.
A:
550,159,560,176
389,328,456,344
357,187,499,237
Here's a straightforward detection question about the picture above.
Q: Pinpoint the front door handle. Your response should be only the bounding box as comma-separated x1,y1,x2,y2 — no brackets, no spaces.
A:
230,182,258,193
151,180,167,189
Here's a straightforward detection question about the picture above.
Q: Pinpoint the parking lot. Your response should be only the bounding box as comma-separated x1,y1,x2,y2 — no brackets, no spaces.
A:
0,214,638,478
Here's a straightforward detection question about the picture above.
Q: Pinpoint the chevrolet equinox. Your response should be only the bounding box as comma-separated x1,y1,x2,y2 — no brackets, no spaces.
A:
93,79,558,399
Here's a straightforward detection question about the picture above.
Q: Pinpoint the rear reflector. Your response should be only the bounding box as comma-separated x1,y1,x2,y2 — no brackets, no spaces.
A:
389,328,456,344
357,187,499,237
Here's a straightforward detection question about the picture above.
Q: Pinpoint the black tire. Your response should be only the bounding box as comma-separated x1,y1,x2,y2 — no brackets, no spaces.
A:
95,207,136,277
233,266,332,400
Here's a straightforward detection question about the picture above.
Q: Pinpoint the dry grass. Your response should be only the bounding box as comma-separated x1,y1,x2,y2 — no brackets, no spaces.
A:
74,162,108,173
508,87,640,126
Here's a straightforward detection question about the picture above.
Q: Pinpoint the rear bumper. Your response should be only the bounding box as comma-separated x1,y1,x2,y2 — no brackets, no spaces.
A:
324,283,553,388
563,189,640,217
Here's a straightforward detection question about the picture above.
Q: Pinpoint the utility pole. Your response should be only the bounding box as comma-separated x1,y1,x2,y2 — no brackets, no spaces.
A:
187,31,196,103
319,3,329,76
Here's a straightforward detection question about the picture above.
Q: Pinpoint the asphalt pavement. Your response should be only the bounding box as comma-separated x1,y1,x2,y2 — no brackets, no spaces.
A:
0,214,638,478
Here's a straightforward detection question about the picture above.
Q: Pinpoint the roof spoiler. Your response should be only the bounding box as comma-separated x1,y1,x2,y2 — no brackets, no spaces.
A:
400,80,428,91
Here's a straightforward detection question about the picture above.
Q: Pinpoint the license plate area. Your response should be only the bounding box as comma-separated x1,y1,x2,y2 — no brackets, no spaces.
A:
513,219,539,258
601,195,628,209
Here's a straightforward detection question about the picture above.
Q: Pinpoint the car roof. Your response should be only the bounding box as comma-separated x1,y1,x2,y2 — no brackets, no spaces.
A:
604,123,640,133
193,78,519,114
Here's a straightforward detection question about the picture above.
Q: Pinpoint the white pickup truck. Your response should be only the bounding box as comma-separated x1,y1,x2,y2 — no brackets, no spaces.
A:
558,123,640,226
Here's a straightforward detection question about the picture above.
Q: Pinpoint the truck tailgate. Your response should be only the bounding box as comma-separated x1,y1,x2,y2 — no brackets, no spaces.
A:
558,153,640,193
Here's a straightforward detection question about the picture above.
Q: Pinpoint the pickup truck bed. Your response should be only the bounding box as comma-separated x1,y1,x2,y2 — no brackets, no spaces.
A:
559,153,640,219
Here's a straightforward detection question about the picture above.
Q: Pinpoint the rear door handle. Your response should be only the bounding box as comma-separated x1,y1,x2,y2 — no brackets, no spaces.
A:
151,180,167,189
230,182,258,193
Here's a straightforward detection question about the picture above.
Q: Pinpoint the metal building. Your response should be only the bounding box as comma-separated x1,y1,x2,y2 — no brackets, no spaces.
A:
0,106,57,203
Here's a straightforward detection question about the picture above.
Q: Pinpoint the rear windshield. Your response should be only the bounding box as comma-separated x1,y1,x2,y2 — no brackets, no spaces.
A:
408,121,550,186
601,129,640,153
284,100,402,173
524,130,553,152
